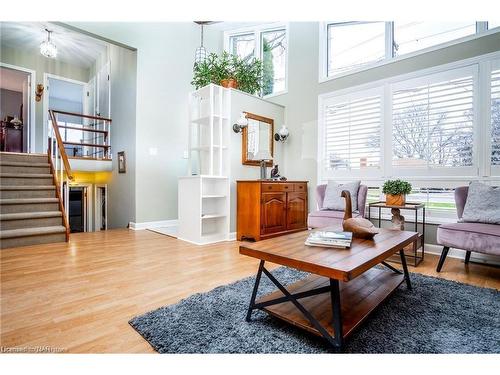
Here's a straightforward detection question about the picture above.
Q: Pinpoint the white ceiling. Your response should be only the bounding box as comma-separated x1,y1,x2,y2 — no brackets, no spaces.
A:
0,22,109,69
0,67,29,92
208,22,269,31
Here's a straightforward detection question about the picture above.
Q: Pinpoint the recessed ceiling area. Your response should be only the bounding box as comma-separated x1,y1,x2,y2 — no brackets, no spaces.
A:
0,22,109,69
208,22,271,31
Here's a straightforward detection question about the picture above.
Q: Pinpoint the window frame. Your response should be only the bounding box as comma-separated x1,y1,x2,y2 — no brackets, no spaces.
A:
490,58,500,176
389,65,479,178
317,51,500,220
224,22,289,98
319,21,499,83
318,86,385,180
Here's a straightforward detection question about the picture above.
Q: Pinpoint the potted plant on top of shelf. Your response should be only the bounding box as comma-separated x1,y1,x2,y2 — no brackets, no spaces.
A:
191,51,263,95
382,179,412,206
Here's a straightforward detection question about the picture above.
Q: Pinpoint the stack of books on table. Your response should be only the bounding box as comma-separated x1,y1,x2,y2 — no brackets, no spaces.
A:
305,231,353,249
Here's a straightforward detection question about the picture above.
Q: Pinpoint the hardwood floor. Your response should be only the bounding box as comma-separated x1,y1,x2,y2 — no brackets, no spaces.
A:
1,229,498,353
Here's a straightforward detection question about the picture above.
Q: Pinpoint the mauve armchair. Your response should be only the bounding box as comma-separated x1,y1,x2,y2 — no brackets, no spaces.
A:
436,186,500,272
307,184,368,228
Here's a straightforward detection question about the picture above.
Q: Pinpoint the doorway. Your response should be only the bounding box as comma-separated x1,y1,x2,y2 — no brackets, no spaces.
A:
0,65,35,153
44,75,87,156
68,186,87,233
94,185,107,231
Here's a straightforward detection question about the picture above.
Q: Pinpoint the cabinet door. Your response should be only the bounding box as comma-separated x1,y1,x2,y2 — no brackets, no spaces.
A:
261,193,287,235
287,192,307,230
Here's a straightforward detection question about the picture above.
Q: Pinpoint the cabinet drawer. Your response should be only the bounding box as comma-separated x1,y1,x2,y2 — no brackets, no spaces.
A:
294,183,307,192
261,183,293,192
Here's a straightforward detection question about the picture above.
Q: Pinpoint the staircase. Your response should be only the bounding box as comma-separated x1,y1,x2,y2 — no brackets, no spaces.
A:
0,152,68,249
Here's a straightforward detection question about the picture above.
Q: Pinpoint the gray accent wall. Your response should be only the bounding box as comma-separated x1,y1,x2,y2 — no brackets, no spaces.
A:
108,44,137,228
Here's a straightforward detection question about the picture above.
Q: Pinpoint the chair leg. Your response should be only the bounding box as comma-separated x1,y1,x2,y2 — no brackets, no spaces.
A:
465,251,471,264
436,246,450,272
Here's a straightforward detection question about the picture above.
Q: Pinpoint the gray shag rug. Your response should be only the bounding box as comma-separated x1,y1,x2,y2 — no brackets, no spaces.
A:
129,267,500,353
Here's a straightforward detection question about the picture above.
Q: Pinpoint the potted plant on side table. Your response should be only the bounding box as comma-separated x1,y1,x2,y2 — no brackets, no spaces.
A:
382,179,412,206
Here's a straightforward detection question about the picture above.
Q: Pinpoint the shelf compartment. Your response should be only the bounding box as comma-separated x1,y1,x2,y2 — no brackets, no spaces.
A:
257,268,404,340
191,115,228,125
201,214,226,219
191,145,228,151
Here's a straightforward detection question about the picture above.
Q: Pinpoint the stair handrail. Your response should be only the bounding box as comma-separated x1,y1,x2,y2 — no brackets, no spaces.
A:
48,109,72,242
49,109,73,181
49,110,112,160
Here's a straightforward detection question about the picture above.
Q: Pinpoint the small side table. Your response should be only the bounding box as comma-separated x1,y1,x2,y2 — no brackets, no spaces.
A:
368,201,426,267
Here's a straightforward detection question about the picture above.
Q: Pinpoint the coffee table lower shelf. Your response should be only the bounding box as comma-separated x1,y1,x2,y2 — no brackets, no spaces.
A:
257,268,404,341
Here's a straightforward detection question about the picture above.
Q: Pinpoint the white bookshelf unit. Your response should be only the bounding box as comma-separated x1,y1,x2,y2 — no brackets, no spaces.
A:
178,84,231,245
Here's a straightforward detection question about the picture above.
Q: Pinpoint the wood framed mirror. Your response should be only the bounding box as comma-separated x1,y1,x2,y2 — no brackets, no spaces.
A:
242,112,274,167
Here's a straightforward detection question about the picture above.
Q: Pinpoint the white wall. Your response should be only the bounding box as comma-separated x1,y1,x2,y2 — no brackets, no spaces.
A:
107,44,137,228
228,89,285,231
68,22,223,225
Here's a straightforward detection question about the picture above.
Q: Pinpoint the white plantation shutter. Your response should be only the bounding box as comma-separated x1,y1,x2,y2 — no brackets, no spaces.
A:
391,66,476,176
491,65,500,170
321,89,383,178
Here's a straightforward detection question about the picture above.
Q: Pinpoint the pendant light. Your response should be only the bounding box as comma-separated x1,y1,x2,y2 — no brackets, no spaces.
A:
40,29,57,59
194,22,208,65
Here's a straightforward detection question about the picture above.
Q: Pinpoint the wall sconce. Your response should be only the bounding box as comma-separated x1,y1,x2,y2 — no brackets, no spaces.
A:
274,124,289,143
35,84,44,102
232,112,248,133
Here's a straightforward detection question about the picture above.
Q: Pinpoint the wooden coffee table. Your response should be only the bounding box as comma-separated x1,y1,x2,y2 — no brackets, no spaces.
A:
239,228,417,351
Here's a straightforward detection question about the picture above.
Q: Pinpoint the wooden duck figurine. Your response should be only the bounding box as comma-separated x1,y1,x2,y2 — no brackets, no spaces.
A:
341,190,379,239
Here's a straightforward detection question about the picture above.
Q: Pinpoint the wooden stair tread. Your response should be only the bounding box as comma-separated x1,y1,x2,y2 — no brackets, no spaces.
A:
0,225,66,239
0,152,47,157
0,152,69,248
0,161,50,167
0,185,55,191
0,198,59,205
0,173,53,178
0,211,62,221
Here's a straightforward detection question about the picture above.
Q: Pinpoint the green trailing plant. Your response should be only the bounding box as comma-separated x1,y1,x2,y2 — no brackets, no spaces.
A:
191,52,263,95
382,179,412,196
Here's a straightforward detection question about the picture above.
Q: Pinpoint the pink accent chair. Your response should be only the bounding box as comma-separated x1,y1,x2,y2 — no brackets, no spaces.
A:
436,186,500,272
307,184,368,228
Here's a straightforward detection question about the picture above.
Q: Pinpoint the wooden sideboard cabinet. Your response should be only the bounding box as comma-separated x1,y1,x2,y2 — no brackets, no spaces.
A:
237,180,308,241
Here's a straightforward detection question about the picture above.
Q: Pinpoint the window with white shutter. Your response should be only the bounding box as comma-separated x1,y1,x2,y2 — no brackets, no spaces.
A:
491,64,500,172
391,66,477,177
320,88,383,178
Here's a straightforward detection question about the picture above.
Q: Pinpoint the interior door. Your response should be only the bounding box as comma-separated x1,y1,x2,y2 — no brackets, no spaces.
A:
84,77,96,118
261,192,287,235
286,192,307,230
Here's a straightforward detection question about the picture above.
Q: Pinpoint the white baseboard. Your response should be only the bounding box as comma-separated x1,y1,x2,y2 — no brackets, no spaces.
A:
424,243,499,265
129,219,179,231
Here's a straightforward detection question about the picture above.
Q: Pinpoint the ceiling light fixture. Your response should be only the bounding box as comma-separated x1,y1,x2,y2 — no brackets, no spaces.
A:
194,21,210,65
40,29,57,59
